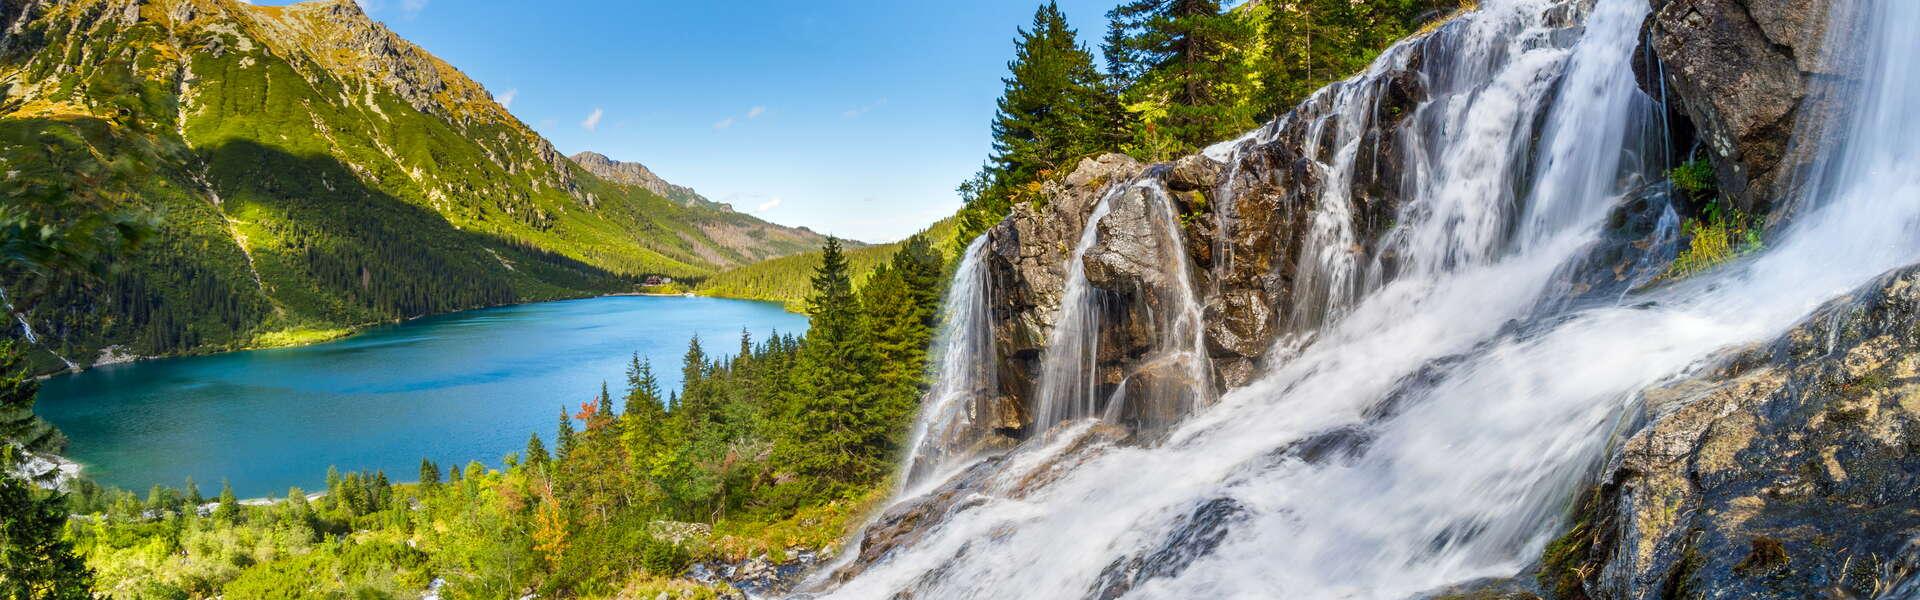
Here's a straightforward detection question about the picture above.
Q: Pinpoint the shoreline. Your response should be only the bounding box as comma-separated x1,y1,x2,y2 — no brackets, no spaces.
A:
32,287,806,376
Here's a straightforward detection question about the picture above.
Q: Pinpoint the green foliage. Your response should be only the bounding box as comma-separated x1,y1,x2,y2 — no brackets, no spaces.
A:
1669,158,1718,197
950,0,1458,245
0,5,825,372
1256,0,1459,117
1664,200,1763,280
0,449,93,599
695,217,960,309
1107,0,1261,159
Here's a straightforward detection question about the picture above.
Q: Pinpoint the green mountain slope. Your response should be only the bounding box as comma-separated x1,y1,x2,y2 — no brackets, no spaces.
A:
697,216,961,310
0,0,827,369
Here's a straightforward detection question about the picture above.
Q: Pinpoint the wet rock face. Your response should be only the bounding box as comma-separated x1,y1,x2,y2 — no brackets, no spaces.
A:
984,154,1146,437
1564,265,1920,599
977,38,1431,436
1088,497,1247,600
1648,0,1835,216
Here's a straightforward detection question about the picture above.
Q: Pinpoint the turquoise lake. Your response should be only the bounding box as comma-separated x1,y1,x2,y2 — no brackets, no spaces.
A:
34,295,807,498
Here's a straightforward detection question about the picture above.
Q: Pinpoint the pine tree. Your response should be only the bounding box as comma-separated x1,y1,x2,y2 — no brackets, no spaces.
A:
214,480,239,523
419,458,442,488
184,476,203,507
992,2,1127,193
860,235,949,451
775,237,881,497
960,1,1128,242
1105,0,1259,157
597,381,616,418
1259,0,1456,117
621,356,668,490
525,433,550,468
555,408,577,461
0,465,92,599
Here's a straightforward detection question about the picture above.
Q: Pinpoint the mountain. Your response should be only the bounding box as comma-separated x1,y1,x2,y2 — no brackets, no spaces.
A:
567,150,834,264
0,0,825,370
568,150,713,209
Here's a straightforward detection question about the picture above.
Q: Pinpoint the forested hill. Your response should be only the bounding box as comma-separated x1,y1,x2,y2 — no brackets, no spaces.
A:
0,0,826,370
696,217,961,310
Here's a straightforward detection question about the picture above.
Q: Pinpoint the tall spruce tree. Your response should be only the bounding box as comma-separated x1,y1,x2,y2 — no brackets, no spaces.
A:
960,2,1127,242
555,408,577,461
859,235,948,450
1105,0,1259,157
0,453,92,599
775,237,880,497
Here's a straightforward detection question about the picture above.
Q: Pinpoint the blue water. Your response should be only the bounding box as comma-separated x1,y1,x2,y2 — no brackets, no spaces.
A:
34,295,807,497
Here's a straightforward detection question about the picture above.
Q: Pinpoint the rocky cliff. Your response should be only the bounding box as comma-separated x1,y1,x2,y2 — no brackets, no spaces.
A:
570,150,712,209
851,0,1919,598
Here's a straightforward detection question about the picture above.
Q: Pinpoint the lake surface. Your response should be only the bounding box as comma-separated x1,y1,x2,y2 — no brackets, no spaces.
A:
35,295,807,497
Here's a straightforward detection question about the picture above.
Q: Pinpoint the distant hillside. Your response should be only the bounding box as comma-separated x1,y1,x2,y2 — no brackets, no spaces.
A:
0,0,825,369
569,151,833,263
697,217,962,311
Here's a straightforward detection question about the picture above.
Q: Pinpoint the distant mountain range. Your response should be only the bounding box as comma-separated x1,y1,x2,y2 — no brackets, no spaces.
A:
0,0,834,369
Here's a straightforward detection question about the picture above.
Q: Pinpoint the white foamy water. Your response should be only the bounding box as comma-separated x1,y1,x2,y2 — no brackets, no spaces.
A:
827,0,1920,597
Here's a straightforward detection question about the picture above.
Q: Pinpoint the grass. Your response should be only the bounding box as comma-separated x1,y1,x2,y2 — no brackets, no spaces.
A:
250,327,353,349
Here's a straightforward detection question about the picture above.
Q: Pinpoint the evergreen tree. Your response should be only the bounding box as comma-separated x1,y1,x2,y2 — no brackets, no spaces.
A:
555,408,577,461
184,477,203,507
0,343,60,456
960,1,1128,242
859,235,949,450
0,460,92,599
419,458,442,487
597,381,616,418
992,2,1127,195
1105,0,1259,157
775,237,881,497
214,480,239,523
525,433,550,469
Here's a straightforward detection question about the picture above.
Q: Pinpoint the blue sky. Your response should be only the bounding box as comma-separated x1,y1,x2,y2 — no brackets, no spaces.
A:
268,0,1126,242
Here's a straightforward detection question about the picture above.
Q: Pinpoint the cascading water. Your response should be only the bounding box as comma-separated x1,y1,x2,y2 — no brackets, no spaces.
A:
1028,178,1216,437
0,286,75,370
897,236,998,492
821,0,1920,597
1028,186,1121,435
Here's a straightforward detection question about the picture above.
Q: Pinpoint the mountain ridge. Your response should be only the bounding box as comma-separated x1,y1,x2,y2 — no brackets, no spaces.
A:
0,0,829,369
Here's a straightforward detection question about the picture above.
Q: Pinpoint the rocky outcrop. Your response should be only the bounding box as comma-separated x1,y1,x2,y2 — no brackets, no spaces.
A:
977,30,1430,438
1646,0,1838,217
569,151,714,209
1549,264,1920,599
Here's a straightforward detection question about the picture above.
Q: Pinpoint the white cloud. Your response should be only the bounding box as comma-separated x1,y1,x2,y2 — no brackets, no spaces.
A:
746,105,766,119
842,98,888,119
581,107,604,131
497,88,518,109
401,0,428,14
713,117,737,130
754,197,784,213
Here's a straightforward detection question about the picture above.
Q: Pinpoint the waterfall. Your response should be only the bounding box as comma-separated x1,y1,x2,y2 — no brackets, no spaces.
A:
824,0,1920,597
1028,185,1121,434
0,286,76,370
897,235,998,492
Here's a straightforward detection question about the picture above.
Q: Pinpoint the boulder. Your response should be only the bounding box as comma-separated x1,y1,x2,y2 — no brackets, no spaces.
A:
1550,264,1920,599
1648,0,1838,216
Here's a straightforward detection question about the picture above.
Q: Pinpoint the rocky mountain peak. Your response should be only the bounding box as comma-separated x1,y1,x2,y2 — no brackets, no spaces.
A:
568,151,717,210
